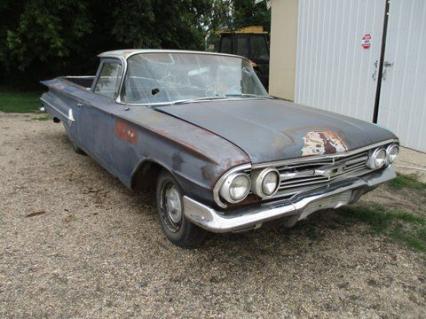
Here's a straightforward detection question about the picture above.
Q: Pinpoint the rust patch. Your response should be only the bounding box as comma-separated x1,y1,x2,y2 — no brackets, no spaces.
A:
301,130,348,156
152,128,219,165
115,119,138,144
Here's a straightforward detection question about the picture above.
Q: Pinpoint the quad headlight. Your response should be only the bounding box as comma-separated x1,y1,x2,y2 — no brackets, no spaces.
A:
367,143,399,170
219,173,251,203
251,168,280,198
386,143,399,164
367,148,387,169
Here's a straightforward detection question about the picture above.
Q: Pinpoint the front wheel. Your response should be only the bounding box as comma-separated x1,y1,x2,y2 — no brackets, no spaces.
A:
71,141,86,155
156,171,207,248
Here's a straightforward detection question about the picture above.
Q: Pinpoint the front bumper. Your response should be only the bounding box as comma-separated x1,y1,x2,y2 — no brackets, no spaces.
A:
183,167,396,233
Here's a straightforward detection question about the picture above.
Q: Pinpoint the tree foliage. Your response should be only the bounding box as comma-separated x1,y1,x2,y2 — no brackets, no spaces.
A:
112,0,211,49
6,1,91,70
0,0,270,87
233,0,270,31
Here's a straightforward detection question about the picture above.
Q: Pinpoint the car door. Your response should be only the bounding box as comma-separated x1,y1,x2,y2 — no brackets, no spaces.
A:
77,58,124,175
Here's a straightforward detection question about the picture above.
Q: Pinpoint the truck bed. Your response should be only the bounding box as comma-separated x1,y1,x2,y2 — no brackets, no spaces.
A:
64,76,96,89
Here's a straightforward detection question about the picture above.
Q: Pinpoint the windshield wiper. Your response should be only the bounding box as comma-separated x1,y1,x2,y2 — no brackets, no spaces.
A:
171,96,230,105
169,94,272,105
224,93,273,98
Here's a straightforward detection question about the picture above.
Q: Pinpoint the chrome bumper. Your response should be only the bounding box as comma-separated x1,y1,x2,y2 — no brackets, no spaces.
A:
183,167,396,233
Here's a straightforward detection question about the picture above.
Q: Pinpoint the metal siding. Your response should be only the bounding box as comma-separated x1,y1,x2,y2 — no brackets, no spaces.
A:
378,0,426,152
295,0,386,122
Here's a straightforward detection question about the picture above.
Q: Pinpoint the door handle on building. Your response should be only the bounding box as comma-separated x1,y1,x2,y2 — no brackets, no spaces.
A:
382,61,394,81
372,60,379,80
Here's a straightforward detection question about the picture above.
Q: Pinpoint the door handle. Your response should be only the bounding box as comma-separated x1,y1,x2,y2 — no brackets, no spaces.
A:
76,102,84,108
372,60,379,80
382,61,394,81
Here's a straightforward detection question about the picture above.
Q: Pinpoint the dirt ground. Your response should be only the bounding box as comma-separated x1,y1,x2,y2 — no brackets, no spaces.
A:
0,113,425,318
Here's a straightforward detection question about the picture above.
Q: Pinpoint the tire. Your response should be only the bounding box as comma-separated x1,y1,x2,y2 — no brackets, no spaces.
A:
71,141,86,155
156,171,207,248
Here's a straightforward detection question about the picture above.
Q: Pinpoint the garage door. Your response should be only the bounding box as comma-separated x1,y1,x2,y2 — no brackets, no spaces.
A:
295,0,386,122
377,0,426,152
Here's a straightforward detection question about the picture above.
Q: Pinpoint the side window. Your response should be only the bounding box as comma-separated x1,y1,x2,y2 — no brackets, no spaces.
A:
94,62,122,98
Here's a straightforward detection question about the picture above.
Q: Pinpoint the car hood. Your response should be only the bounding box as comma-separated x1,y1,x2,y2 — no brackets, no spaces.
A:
155,98,396,164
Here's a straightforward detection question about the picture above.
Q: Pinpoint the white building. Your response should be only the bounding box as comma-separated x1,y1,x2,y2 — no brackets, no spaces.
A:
269,0,426,152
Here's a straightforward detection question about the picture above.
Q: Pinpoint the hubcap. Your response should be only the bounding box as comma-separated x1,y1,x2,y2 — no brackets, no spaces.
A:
161,183,183,232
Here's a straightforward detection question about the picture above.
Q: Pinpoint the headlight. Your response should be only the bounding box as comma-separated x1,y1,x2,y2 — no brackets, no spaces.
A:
367,148,387,169
386,143,399,164
219,173,251,203
251,168,280,198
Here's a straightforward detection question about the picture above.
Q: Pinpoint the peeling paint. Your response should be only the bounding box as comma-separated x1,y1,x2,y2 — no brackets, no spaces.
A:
115,119,138,144
301,130,348,156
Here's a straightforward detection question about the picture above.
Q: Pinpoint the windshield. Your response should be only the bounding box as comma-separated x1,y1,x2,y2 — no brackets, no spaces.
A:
121,52,268,104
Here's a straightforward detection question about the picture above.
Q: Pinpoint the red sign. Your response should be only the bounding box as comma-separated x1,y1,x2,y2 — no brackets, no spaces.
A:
361,33,371,49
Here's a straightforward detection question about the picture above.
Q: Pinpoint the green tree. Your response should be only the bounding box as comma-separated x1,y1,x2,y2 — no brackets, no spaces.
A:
233,0,270,31
0,0,270,87
111,0,211,49
3,1,92,71
204,0,270,50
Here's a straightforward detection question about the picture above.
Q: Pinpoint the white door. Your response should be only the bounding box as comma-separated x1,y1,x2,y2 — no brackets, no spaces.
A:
377,0,426,152
295,0,386,122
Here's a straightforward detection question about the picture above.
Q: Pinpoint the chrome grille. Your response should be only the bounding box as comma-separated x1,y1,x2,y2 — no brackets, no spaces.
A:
274,150,371,198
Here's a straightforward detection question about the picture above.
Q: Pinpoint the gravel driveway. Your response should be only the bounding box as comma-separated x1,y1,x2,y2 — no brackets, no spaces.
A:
0,113,425,318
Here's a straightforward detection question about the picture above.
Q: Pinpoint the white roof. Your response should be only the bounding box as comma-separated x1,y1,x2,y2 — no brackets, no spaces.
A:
98,49,244,60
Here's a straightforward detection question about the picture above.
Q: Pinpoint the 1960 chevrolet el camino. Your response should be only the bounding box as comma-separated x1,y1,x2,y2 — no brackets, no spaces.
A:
41,50,399,248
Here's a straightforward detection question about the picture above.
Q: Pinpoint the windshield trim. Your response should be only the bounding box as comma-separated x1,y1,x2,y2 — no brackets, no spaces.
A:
101,49,251,64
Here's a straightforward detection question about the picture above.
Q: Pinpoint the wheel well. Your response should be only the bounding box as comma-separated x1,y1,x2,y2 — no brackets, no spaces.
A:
131,161,164,192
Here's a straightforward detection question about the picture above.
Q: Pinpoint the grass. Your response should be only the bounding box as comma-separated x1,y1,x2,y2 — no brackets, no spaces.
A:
389,173,426,191
0,87,41,113
339,204,426,252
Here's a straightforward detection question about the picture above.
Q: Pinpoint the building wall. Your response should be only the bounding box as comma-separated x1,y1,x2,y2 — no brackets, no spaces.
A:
270,0,426,152
294,0,386,123
269,0,298,100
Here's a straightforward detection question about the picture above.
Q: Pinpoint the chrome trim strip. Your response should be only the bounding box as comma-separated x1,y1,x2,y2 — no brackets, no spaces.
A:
184,167,396,233
64,75,96,79
99,49,249,63
252,139,399,169
213,163,252,208
40,98,75,122
113,56,127,105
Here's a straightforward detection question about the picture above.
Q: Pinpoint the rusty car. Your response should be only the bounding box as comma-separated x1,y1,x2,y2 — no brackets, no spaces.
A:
40,50,400,248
